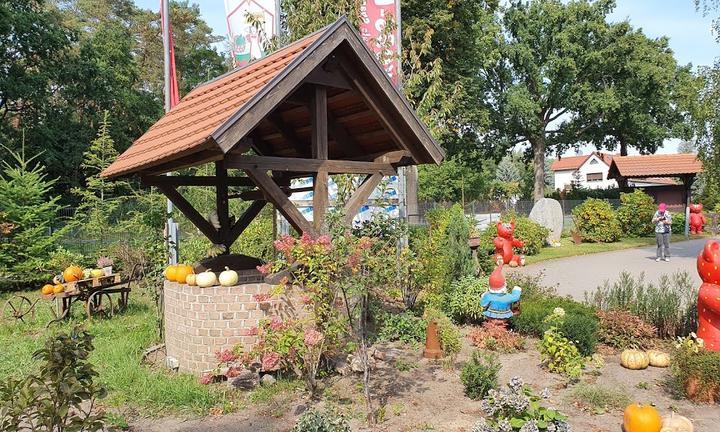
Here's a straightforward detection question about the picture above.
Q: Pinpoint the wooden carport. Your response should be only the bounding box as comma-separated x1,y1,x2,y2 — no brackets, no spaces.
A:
101,18,443,255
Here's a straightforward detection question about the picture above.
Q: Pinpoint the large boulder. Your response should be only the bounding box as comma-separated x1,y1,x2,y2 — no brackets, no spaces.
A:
529,198,563,244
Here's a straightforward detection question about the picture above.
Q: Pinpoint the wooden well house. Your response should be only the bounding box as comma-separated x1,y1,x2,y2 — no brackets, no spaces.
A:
101,18,444,373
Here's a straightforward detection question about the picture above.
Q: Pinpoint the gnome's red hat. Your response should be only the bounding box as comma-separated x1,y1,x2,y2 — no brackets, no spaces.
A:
489,264,506,292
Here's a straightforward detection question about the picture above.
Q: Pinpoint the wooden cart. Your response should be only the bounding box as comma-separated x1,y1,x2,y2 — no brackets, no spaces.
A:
2,265,140,327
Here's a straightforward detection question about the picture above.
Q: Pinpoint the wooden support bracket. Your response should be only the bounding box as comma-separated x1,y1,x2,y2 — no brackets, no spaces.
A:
155,184,219,243
343,172,383,225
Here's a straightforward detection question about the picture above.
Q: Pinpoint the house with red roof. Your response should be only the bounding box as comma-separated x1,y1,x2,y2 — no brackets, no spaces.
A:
550,152,616,191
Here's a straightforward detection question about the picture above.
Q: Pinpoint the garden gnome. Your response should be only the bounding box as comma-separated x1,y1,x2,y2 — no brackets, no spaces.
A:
480,264,522,320
697,239,720,351
493,221,525,267
689,203,707,234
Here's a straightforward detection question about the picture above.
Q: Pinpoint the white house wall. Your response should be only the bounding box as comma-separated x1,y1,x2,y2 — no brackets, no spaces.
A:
553,154,617,190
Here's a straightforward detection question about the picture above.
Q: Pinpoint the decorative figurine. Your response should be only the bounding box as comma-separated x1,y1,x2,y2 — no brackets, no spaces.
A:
480,264,522,320
493,221,525,267
697,239,720,351
689,203,707,234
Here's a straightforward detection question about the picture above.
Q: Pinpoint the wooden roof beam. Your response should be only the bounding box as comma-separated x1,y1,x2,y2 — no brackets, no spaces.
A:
342,173,383,225
142,175,254,187
225,155,396,176
268,112,308,157
154,183,219,244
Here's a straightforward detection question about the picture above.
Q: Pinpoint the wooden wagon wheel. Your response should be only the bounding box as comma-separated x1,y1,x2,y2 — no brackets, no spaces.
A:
2,295,36,323
117,290,130,311
85,292,114,319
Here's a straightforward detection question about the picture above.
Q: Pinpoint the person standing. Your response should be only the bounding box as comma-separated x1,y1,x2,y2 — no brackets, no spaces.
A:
652,203,672,262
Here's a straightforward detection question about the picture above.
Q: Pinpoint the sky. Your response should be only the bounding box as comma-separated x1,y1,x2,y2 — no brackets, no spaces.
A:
133,0,719,155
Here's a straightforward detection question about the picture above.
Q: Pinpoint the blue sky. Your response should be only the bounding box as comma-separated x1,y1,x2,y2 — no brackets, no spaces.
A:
134,0,718,154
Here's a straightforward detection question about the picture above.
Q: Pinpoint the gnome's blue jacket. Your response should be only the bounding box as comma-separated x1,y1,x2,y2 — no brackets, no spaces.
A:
480,288,522,319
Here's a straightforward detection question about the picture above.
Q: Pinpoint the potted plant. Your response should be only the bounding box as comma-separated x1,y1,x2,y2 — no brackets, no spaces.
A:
97,256,113,276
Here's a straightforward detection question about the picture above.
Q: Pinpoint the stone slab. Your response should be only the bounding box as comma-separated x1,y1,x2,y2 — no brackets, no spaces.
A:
529,198,563,244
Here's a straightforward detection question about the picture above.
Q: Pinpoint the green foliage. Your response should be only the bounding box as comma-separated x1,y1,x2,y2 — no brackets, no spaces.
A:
0,145,62,277
0,326,107,431
481,213,550,255
596,310,656,349
671,210,686,234
671,336,720,401
292,408,351,432
511,296,598,356
376,311,427,345
472,377,569,432
444,276,488,323
461,351,500,400
539,309,585,380
617,190,656,237
46,247,87,274
423,308,462,359
418,158,495,202
546,187,620,200
568,383,631,414
180,235,214,265
585,271,698,338
572,198,622,242
445,205,475,281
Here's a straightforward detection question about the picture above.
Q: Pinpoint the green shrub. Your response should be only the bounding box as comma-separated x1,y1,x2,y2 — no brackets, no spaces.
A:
444,276,488,323
506,272,557,300
292,408,351,432
478,213,549,272
585,271,697,338
671,210,686,234
539,309,585,379
617,190,656,237
671,337,720,402
511,296,598,356
423,308,462,359
376,311,426,345
46,247,87,273
597,310,657,349
461,351,500,400
572,198,622,242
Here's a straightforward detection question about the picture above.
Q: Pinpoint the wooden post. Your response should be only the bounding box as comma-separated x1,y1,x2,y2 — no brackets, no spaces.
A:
311,85,328,233
216,160,230,252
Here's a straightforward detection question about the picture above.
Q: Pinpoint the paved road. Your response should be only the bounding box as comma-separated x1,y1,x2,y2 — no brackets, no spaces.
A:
513,237,717,300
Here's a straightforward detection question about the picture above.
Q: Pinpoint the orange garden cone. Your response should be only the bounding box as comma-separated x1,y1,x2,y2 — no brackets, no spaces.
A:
423,320,443,359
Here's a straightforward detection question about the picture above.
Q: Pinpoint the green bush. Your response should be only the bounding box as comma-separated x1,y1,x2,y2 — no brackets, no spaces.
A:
597,310,656,349
539,309,585,379
444,276,488,323
423,308,462,359
478,213,549,273
461,351,500,400
511,296,598,356
585,271,697,338
671,210,686,234
292,408,351,432
376,311,427,345
617,190,656,237
572,198,622,242
546,187,620,200
671,339,720,402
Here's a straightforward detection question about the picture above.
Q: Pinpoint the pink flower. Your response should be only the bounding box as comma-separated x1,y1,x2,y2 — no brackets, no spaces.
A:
261,352,281,370
199,373,213,385
225,367,241,378
214,349,238,363
269,316,284,331
256,263,273,275
253,293,272,302
245,326,258,336
359,236,373,250
347,252,360,270
304,328,324,347
316,235,332,250
273,235,295,253
301,295,312,305
300,232,314,247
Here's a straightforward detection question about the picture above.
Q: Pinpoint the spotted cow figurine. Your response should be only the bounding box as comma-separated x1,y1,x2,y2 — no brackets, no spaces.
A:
689,203,707,234
493,221,525,267
697,239,720,351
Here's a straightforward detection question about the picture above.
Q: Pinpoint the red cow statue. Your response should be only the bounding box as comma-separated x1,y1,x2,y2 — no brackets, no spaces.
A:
697,239,720,351
689,203,707,234
493,221,525,267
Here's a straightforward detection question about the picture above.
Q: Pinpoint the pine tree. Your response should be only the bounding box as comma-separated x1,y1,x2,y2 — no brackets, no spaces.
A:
0,144,62,276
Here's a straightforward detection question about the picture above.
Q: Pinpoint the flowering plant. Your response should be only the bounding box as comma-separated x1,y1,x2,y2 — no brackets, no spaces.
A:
472,377,569,432
674,332,705,353
96,256,113,268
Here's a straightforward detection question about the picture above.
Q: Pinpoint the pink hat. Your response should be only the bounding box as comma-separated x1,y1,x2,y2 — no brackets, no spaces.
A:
658,203,667,211
488,264,506,292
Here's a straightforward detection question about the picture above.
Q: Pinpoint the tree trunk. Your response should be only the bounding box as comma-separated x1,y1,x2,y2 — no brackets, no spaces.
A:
620,137,628,156
530,135,546,202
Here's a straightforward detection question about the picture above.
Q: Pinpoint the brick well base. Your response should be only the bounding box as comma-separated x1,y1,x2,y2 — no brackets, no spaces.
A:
163,271,299,374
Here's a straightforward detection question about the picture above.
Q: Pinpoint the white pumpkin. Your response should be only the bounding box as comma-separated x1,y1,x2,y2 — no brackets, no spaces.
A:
219,267,239,287
196,269,218,288
661,412,693,432
647,349,671,368
185,273,197,286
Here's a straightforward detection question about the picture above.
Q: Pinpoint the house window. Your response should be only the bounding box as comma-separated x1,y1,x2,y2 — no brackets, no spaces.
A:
589,159,599,165
586,172,603,182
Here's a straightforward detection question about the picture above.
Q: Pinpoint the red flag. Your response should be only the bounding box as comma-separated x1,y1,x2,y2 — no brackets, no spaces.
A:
160,0,180,108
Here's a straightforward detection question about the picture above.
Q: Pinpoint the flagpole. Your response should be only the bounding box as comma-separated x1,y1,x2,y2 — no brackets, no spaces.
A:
162,0,178,264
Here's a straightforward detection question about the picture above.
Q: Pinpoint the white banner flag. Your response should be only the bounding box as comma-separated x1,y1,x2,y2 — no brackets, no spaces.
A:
224,0,278,68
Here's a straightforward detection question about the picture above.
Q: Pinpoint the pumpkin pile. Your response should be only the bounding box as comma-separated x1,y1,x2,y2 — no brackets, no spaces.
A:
620,349,670,370
623,404,693,432
63,265,83,282
164,264,195,284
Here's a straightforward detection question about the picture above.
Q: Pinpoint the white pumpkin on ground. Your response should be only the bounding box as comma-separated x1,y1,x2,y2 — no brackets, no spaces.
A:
185,273,197,286
661,412,693,432
196,269,218,288
219,267,239,287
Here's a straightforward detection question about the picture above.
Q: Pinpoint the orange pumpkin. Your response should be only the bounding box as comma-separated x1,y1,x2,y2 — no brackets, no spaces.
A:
52,284,65,294
165,265,178,281
174,264,194,284
624,403,662,432
63,265,83,282
41,284,54,295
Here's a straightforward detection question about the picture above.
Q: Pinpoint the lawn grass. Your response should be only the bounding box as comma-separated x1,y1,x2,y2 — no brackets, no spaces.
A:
567,383,631,413
0,287,221,415
525,233,706,265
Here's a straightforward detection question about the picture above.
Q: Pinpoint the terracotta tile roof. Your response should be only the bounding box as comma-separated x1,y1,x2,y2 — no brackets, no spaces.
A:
102,31,322,178
609,154,703,178
550,152,613,171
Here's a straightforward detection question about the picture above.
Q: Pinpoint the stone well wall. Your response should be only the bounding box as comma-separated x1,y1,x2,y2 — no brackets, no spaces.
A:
163,270,300,374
